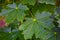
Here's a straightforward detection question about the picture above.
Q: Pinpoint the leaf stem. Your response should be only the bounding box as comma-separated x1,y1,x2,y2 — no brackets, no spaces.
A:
29,8,35,18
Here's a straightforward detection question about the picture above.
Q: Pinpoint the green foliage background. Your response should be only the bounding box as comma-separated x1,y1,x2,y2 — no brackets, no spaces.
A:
0,0,60,40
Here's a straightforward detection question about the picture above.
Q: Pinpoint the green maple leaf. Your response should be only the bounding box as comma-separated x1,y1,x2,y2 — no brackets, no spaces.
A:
19,11,55,40
20,0,36,5
38,0,55,5
5,3,29,23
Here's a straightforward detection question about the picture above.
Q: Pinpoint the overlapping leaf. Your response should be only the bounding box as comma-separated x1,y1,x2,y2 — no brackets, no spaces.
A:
5,3,29,23
19,11,55,40
38,0,55,5
38,3,55,13
48,32,60,40
0,32,11,40
57,19,60,27
20,0,36,5
0,29,24,40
